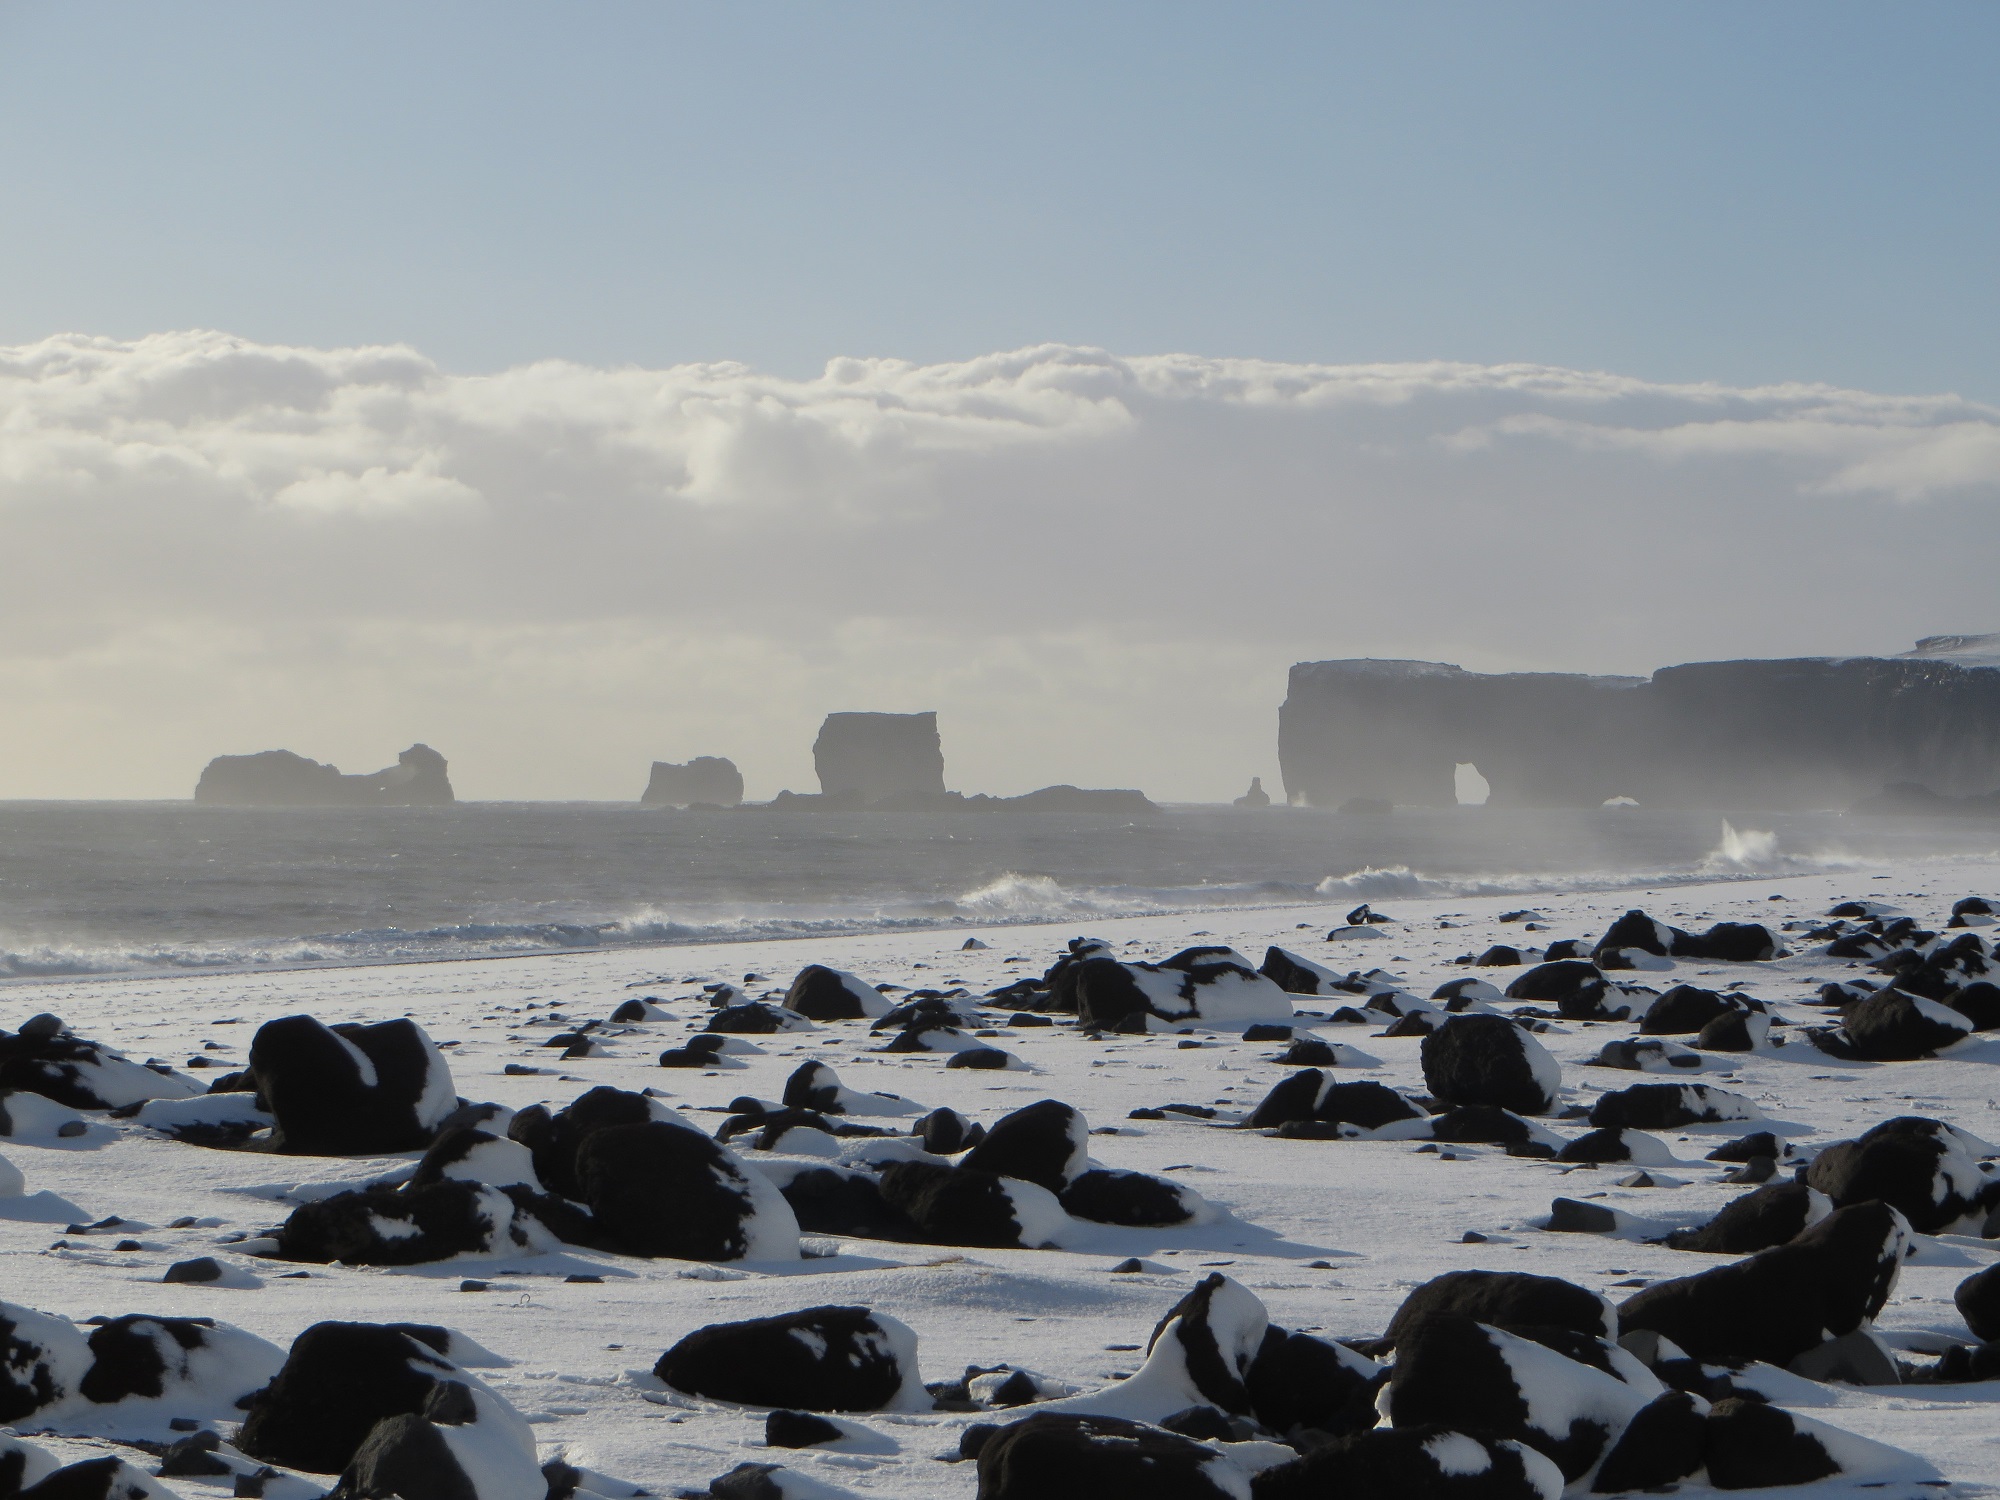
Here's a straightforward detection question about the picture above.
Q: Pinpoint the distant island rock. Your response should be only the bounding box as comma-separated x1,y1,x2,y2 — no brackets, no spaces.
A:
641,757,744,808
814,711,946,803
1233,777,1271,808
194,744,454,806
760,784,1156,815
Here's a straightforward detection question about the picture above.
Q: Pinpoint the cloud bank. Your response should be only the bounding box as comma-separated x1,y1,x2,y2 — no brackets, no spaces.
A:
4,331,1998,799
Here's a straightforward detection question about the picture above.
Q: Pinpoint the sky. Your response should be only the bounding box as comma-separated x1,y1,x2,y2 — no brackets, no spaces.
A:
1,3,1997,801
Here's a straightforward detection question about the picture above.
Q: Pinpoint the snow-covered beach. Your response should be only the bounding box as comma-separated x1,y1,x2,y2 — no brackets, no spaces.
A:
3,857,1999,1499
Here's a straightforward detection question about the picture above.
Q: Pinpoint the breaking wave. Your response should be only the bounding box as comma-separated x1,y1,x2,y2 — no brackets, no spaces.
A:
0,806,1978,983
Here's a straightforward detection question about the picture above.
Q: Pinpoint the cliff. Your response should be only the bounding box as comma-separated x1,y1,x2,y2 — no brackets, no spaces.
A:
641,757,744,807
194,744,455,806
1278,646,2000,811
813,712,946,803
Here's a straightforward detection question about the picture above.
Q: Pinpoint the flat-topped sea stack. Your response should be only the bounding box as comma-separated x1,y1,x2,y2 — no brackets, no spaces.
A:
814,712,947,803
194,743,455,806
756,710,1153,813
642,757,744,808
1279,638,2000,812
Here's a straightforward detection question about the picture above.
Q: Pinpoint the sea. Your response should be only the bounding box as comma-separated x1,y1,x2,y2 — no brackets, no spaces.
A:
2,800,1995,981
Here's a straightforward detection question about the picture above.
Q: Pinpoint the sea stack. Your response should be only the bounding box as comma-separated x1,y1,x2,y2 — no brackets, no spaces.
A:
194,744,455,806
814,712,946,803
642,757,744,808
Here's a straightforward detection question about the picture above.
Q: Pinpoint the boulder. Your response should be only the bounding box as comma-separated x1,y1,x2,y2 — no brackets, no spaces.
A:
1243,1072,1426,1134
326,1385,544,1500
1586,1038,1703,1073
0,1019,201,1112
959,1100,1088,1194
1957,1264,2000,1342
1387,1314,1656,1481
276,1179,578,1266
1948,981,2000,1030
506,1086,682,1199
1421,1016,1562,1115
876,1161,1066,1249
237,1323,519,1476
1840,990,1974,1059
1556,1128,1672,1166
1073,948,1294,1030
1430,1105,1538,1146
1664,1182,1831,1254
0,1439,175,1500
1637,986,1736,1035
1586,1083,1762,1130
1702,1397,1838,1488
0,1301,93,1422
1258,947,1349,996
1588,1391,1707,1494
75,1314,285,1413
1592,910,1777,966
706,1003,812,1034
780,1061,916,1116
655,1306,923,1412
1251,1424,1563,1500
1386,1270,1613,1346
574,1121,799,1261
757,1162,918,1240
1244,1325,1382,1436
1618,1201,1910,1366
1059,1169,1206,1227
972,1412,1250,1500
1504,961,1607,1012
1804,1116,2000,1234
1694,1009,1768,1052
912,1108,984,1155
248,1015,456,1156
783,967,890,1022
407,1128,542,1192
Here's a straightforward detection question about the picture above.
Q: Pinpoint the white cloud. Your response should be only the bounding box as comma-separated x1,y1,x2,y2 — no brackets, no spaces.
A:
2,331,1996,799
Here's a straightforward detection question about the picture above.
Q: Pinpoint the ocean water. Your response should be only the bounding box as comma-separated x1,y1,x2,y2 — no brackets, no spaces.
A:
1,800,1995,980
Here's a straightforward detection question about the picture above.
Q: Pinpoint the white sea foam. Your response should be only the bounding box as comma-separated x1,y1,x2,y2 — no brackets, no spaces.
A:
1,805,1987,981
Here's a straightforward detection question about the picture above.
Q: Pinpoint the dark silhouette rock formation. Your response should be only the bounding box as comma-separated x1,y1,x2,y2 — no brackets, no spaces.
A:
1234,777,1272,809
194,744,454,806
813,712,946,803
767,712,1153,813
641,757,744,807
1278,645,2000,810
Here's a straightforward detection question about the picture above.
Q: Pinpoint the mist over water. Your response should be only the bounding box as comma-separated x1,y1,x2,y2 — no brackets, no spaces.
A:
1,801,1993,980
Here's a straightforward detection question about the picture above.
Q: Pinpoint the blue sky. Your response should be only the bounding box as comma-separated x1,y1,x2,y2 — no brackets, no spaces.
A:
3,1,1996,396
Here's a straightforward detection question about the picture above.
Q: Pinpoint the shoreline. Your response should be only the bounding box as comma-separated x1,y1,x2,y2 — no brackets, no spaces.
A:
0,858,1996,1495
0,858,1941,991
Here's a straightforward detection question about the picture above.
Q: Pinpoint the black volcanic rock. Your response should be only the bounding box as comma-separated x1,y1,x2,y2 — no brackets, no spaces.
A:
248,1015,454,1156
1618,1201,1909,1367
1420,1015,1560,1115
1385,1269,1611,1345
655,1306,915,1411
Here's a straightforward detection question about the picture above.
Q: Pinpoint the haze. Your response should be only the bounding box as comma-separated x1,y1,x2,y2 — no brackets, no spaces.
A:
2,3,1997,801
